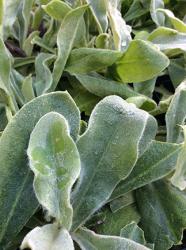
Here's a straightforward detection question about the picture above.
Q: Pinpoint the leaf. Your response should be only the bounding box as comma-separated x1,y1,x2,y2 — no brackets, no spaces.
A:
171,126,186,190
111,140,181,200
71,96,157,231
158,8,186,33
51,5,88,92
2,0,22,39
74,73,157,111
120,222,146,245
35,53,55,96
21,74,35,103
136,180,186,250
106,0,132,51
166,80,186,143
126,96,156,111
148,27,186,52
133,78,156,98
116,39,169,83
0,92,80,248
0,0,3,37
110,192,135,213
124,0,150,22
66,48,122,74
72,227,151,250
42,0,71,20
20,224,74,250
86,0,108,33
28,112,81,230
17,0,34,47
168,58,186,88
96,204,140,236
150,0,165,26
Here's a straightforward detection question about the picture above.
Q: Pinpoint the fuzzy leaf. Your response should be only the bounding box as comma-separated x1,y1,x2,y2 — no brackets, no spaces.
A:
111,140,181,200
0,92,80,248
66,48,122,74
71,96,157,231
28,112,81,230
166,80,186,143
51,5,88,91
171,126,186,190
73,227,151,250
116,39,169,83
20,224,74,250
136,181,186,250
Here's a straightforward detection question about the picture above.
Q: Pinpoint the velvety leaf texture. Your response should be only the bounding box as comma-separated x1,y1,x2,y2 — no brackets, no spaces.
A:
71,95,157,231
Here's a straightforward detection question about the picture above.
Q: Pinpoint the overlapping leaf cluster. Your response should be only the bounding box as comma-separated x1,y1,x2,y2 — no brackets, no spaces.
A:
0,0,186,250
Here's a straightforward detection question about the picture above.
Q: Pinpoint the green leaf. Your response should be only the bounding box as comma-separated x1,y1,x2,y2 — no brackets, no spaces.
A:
28,112,81,230
66,48,122,74
133,78,156,98
75,73,156,111
148,27,186,52
158,8,186,33
20,224,74,250
166,80,186,143
21,74,35,103
0,92,80,248
110,192,135,213
3,0,22,39
124,0,149,22
171,126,186,190
120,222,146,245
96,204,140,236
106,1,131,51
71,96,157,231
0,0,3,37
72,227,151,250
111,140,181,200
86,0,108,33
136,180,186,250
168,58,186,88
150,0,165,26
51,5,88,92
116,39,169,83
42,0,71,20
18,0,34,47
35,53,55,96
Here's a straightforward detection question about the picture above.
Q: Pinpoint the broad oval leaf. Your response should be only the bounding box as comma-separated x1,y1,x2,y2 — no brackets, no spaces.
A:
116,39,169,83
111,140,181,200
28,112,81,230
71,95,157,231
20,224,74,250
72,227,151,250
0,92,80,248
136,180,186,250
